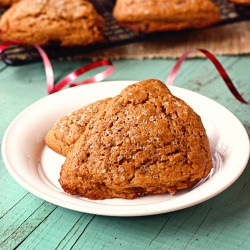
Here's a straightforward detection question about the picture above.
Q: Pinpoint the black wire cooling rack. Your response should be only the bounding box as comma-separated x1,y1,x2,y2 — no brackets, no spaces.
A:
0,0,250,65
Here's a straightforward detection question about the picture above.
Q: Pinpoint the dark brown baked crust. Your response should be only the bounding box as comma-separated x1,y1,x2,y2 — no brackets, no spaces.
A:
228,0,250,5
45,98,111,156
0,0,18,7
59,79,213,199
0,0,105,46
113,0,221,32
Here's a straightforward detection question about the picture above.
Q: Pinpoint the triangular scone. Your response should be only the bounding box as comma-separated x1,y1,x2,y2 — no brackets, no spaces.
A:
59,79,213,199
113,0,220,32
45,98,111,156
0,0,104,46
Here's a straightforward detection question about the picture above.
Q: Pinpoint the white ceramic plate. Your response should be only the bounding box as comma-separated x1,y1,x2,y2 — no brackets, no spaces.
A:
2,81,250,217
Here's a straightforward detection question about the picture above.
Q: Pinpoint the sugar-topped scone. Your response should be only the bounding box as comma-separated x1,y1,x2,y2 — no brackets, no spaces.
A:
0,0,104,46
113,0,220,32
59,79,213,200
45,98,111,156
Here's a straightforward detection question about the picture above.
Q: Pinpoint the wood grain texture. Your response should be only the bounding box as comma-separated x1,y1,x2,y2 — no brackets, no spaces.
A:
0,56,249,249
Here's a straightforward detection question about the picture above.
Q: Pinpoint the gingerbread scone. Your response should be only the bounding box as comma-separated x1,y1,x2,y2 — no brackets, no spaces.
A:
113,0,220,32
59,79,213,200
0,0,104,46
45,98,111,156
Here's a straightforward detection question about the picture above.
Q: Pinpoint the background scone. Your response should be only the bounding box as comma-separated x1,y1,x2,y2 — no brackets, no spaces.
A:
0,0,105,46
113,0,221,32
45,98,111,156
59,79,213,200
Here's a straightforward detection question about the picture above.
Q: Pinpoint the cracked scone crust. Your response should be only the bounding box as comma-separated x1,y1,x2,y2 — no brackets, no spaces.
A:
113,0,220,32
59,79,213,199
0,0,104,46
45,98,111,156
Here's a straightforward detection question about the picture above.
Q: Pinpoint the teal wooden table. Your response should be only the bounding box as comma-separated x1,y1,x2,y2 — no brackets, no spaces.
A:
0,54,250,250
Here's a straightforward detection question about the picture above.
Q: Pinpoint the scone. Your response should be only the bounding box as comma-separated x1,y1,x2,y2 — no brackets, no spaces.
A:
0,0,104,46
45,98,111,156
113,0,221,32
59,79,213,200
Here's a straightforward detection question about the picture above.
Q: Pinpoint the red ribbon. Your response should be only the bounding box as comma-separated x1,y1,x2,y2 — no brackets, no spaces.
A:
0,42,248,104
0,41,114,94
165,48,248,104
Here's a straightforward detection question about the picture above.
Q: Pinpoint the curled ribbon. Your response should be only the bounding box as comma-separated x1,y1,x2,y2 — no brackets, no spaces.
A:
165,48,248,104
0,41,114,94
0,42,248,104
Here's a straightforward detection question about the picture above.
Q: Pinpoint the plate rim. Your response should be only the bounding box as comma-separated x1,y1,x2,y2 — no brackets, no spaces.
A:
2,80,250,216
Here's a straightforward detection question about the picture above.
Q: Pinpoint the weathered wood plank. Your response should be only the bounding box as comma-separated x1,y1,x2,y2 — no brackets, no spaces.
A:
0,57,249,250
